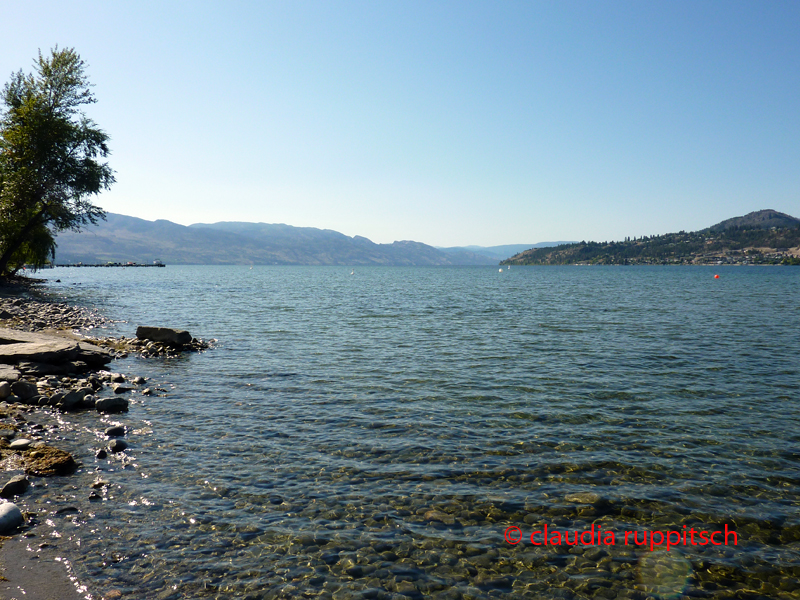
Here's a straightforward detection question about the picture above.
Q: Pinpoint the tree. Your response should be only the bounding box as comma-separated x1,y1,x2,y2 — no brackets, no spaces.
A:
0,47,113,276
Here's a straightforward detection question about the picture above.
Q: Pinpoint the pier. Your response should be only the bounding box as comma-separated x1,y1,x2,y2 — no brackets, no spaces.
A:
55,261,166,268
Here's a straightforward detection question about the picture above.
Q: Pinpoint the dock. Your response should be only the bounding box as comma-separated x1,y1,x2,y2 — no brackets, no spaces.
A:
55,262,166,268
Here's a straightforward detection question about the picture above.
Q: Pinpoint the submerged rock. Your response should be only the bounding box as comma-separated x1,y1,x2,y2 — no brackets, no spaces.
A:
564,492,603,505
23,445,77,476
0,424,15,440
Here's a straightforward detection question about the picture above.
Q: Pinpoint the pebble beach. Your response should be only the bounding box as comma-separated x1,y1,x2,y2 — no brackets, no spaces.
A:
0,276,208,599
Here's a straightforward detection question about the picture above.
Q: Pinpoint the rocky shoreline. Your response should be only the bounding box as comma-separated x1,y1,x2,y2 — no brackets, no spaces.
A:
0,277,211,598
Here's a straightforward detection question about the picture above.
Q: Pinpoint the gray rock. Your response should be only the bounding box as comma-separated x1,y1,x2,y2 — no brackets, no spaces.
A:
66,360,89,373
112,384,135,394
95,397,129,413
79,394,96,409
108,439,128,453
132,376,146,385
59,389,85,411
0,475,30,499
9,439,32,450
75,343,114,367
18,361,72,376
105,425,126,437
11,381,37,400
0,381,10,399
136,326,192,346
0,329,80,364
0,502,24,533
0,365,20,382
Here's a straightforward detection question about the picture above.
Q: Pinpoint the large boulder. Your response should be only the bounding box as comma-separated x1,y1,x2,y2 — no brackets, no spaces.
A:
0,329,79,364
136,326,192,346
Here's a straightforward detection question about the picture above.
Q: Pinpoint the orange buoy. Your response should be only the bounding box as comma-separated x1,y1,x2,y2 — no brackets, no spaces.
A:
714,274,720,279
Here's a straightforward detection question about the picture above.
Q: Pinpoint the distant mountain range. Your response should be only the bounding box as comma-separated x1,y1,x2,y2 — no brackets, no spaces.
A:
502,210,800,266
52,213,559,266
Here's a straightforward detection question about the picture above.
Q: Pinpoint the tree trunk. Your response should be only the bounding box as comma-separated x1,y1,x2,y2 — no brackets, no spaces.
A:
0,208,48,277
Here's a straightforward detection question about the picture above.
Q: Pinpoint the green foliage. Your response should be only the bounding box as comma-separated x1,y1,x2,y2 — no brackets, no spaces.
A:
0,47,113,276
503,225,800,266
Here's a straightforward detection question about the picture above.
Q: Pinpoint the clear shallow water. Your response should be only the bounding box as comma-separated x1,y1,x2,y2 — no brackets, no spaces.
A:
21,265,800,599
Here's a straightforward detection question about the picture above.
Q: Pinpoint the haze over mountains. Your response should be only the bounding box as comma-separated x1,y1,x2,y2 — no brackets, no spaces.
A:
54,213,553,266
438,243,576,261
54,210,796,267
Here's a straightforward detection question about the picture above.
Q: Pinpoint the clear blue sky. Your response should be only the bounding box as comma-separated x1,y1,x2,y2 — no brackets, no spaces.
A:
2,1,799,246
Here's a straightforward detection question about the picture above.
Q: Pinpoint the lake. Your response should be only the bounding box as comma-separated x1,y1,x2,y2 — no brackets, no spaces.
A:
23,265,800,599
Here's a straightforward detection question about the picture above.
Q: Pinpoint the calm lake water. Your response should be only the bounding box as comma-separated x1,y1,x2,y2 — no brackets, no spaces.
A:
22,265,800,599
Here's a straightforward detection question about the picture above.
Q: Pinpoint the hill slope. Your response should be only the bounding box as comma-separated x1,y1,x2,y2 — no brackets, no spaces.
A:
53,213,499,266
708,209,800,232
502,210,800,266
